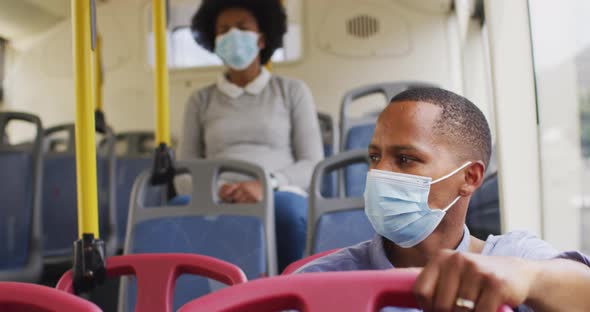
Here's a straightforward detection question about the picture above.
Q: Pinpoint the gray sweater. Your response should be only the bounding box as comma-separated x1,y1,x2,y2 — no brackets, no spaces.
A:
179,75,323,189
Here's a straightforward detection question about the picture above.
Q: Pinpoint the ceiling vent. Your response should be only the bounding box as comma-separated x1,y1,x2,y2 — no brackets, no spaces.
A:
317,2,411,58
346,14,380,39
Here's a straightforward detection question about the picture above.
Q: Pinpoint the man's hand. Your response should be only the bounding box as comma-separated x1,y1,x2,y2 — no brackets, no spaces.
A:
413,250,538,312
218,181,263,203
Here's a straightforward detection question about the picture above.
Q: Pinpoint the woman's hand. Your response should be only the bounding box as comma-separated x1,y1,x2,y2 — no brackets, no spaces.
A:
219,181,263,203
413,250,538,312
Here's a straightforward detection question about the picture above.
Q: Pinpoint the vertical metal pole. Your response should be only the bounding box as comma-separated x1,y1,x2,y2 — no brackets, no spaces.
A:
92,34,103,111
72,0,99,238
152,0,171,146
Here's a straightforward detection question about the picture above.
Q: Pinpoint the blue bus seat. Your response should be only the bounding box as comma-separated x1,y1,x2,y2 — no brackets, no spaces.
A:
99,131,155,158
317,112,338,197
340,82,437,197
0,112,44,282
306,150,375,255
467,172,501,240
318,112,338,157
119,159,276,311
343,122,374,197
466,146,501,239
114,156,155,248
42,124,117,262
41,152,77,258
99,131,160,250
0,153,34,268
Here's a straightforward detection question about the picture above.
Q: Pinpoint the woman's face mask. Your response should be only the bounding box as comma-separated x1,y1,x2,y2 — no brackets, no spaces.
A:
214,28,260,71
364,162,471,248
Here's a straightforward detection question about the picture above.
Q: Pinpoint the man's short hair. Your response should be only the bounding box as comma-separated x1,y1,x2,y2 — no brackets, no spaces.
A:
389,87,492,167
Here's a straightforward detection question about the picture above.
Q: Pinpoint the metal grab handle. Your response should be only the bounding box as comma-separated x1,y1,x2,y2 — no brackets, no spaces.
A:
339,82,438,152
340,82,437,120
0,112,43,130
152,0,171,146
311,149,368,198
0,112,43,147
44,124,76,153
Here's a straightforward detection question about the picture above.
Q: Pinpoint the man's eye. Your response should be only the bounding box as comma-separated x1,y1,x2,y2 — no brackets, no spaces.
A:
398,155,413,166
369,154,380,163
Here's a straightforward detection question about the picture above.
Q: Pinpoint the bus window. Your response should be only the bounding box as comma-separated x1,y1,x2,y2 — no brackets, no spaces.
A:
146,0,303,69
529,0,590,253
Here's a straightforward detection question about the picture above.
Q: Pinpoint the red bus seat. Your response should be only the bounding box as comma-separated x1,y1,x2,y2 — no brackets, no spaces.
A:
56,253,247,312
178,270,514,312
282,249,339,275
0,282,101,312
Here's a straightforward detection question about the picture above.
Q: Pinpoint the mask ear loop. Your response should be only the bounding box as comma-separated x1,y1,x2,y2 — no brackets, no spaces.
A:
430,161,472,185
430,161,472,212
442,195,462,212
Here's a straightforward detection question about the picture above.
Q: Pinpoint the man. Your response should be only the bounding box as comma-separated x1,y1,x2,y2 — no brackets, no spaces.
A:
296,88,590,312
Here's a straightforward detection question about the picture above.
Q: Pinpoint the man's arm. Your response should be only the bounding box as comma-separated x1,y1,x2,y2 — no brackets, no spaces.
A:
413,250,590,312
526,258,590,312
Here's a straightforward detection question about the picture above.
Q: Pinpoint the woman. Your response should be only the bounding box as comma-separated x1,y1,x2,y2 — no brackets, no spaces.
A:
179,0,324,271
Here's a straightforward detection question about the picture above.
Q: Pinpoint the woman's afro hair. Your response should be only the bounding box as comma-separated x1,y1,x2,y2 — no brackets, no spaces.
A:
191,0,287,65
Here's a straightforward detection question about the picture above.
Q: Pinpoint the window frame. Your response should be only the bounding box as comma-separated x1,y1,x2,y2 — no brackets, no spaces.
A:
483,0,543,237
0,38,5,103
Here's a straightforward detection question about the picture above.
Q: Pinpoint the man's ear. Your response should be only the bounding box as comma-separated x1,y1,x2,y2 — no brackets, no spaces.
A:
459,161,486,197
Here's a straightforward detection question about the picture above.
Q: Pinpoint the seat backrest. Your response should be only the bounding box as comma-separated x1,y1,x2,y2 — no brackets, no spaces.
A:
107,131,155,157
57,253,247,312
342,150,370,197
317,112,338,157
340,82,436,152
178,270,514,312
467,147,500,240
0,282,101,312
178,270,421,312
467,172,501,240
114,156,154,250
42,123,118,261
0,112,44,282
98,131,157,250
317,112,338,197
339,82,437,197
121,158,275,311
306,150,375,256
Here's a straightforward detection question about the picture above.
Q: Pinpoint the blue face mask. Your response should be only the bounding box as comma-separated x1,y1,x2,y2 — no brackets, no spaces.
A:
364,162,472,248
214,28,259,70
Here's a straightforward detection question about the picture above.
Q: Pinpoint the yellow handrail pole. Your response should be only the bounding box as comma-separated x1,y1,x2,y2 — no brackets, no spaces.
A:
152,0,171,146
72,0,100,238
92,34,103,111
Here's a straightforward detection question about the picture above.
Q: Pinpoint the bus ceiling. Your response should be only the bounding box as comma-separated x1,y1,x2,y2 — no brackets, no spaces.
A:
0,0,106,41
0,0,69,40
